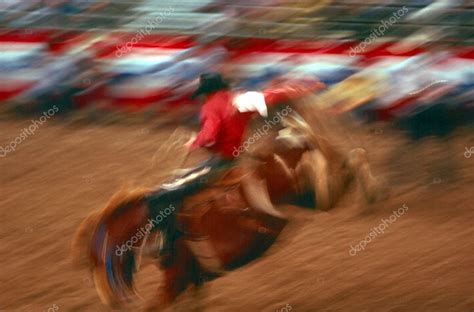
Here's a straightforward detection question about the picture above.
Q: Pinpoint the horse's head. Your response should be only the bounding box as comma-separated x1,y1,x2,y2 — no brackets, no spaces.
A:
275,112,316,150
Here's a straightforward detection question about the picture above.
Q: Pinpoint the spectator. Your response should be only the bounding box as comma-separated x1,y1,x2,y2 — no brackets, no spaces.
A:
43,0,110,27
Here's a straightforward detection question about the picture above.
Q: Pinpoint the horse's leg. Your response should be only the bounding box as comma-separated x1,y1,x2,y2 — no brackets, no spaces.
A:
242,170,286,219
296,150,331,211
145,239,197,312
346,148,387,207
274,155,297,185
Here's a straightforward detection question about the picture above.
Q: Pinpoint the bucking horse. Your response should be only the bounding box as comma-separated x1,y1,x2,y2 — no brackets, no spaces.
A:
71,90,387,311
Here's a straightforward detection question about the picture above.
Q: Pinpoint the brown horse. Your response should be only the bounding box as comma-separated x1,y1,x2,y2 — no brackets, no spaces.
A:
72,169,288,311
71,97,386,311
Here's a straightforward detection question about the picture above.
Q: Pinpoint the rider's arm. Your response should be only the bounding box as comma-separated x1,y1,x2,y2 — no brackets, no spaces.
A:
191,109,222,149
263,80,325,107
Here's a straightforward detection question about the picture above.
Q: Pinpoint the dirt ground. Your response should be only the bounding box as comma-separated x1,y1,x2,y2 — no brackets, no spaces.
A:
0,116,473,312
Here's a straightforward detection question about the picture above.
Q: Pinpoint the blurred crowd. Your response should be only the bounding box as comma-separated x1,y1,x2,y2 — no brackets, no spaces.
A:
0,0,472,134
1,0,471,37
1,0,114,28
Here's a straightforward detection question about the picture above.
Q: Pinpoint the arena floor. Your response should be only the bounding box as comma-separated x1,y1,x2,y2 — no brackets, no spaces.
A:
1,117,473,312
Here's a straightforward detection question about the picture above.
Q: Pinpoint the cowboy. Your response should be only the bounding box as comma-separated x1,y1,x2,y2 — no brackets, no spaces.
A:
147,72,323,265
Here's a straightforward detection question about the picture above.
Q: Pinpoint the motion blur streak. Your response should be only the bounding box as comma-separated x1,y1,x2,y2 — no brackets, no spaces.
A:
0,0,472,311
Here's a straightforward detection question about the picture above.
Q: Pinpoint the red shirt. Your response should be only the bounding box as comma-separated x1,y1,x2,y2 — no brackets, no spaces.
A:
191,81,324,158
191,90,252,158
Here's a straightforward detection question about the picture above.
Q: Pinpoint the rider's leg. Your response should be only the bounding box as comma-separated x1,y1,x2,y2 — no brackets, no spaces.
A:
241,172,286,220
159,210,179,266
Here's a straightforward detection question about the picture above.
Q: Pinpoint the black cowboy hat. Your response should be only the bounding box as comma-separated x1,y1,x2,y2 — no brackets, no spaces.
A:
191,72,229,99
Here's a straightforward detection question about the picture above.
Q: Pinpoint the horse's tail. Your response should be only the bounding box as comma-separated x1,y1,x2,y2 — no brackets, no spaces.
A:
71,187,152,308
70,209,102,268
